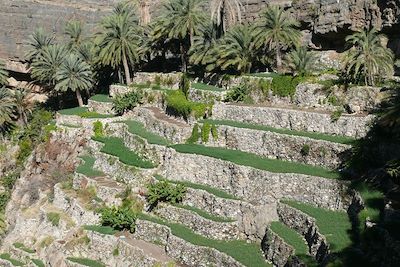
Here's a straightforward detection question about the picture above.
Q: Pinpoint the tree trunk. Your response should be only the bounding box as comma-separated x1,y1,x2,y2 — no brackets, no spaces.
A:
180,42,187,73
122,53,131,85
189,27,194,47
276,45,282,73
76,89,84,107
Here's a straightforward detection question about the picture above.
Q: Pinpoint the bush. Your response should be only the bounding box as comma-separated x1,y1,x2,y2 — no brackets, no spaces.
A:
201,122,211,143
146,181,186,208
331,109,343,123
112,91,143,115
179,74,191,98
100,205,137,233
225,84,249,102
166,90,211,120
186,124,200,144
300,144,311,156
271,75,306,97
93,121,103,138
47,212,60,226
211,124,218,140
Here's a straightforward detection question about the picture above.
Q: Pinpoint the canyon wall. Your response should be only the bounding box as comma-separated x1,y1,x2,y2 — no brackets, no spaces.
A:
1,0,400,66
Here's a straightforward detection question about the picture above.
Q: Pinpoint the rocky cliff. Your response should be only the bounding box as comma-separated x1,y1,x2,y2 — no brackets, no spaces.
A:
1,0,400,67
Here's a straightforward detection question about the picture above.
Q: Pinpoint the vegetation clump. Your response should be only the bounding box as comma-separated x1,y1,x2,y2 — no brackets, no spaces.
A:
146,181,187,208
99,204,137,233
166,90,211,120
186,123,200,144
112,91,143,115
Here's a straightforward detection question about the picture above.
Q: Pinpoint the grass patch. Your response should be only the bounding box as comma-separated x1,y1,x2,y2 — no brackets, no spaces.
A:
154,175,239,200
58,107,114,118
0,253,25,266
76,155,104,177
58,106,87,115
121,120,170,146
83,225,117,235
201,119,354,145
46,212,61,227
192,82,224,92
174,204,235,222
67,257,105,267
90,94,112,103
31,259,45,267
353,182,384,224
171,144,339,179
270,222,308,255
281,200,352,252
92,136,155,168
139,213,270,267
13,242,35,253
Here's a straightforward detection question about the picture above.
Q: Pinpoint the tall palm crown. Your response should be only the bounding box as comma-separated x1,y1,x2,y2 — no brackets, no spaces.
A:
211,0,243,34
189,23,217,67
286,46,317,76
253,6,301,72
25,28,54,62
65,20,85,49
0,60,8,86
210,25,257,74
344,28,394,86
30,44,68,86
55,54,94,107
96,6,141,84
12,88,34,126
0,87,16,131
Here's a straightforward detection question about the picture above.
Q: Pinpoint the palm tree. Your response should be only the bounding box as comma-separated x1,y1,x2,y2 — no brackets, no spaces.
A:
25,28,54,62
0,60,8,86
156,0,208,72
65,20,85,49
344,28,394,86
0,87,16,132
210,25,257,74
96,9,141,84
253,6,301,72
12,88,34,126
30,44,68,86
285,46,317,76
210,0,243,34
55,54,94,107
189,23,217,67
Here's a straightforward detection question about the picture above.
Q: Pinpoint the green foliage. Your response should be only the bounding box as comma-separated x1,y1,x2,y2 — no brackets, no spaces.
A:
93,121,104,138
31,259,45,267
146,181,186,207
112,247,119,256
0,87,16,133
76,155,104,177
179,74,191,98
92,136,155,168
99,205,137,233
300,144,310,157
0,253,25,266
331,109,343,123
0,192,10,212
90,94,113,103
123,120,170,145
67,257,105,267
270,221,308,255
286,46,317,76
271,75,305,97
166,90,211,120
186,123,200,144
112,91,143,115
211,124,218,141
139,214,269,267
0,60,9,86
171,144,339,179
58,107,113,118
83,225,117,235
154,175,239,200
201,122,211,143
47,212,61,226
225,84,250,103
13,242,35,253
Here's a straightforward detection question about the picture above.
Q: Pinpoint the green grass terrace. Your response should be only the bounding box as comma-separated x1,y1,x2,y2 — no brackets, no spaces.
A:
58,107,114,118
201,119,355,145
191,82,224,92
121,120,170,146
76,155,104,177
89,94,113,103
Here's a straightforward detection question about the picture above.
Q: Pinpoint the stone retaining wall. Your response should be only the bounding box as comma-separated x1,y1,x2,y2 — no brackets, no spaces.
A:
87,100,114,115
159,148,355,211
188,88,226,102
134,219,243,267
212,103,374,138
153,203,239,240
205,124,351,169
277,202,329,262
261,227,294,267
56,114,122,127
131,72,182,89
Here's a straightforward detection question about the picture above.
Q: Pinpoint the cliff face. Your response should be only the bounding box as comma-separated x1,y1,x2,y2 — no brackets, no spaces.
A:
0,0,400,64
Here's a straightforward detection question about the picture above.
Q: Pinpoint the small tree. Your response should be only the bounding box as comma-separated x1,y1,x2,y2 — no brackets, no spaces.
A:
0,60,8,86
286,46,317,76
0,87,16,133
13,88,35,126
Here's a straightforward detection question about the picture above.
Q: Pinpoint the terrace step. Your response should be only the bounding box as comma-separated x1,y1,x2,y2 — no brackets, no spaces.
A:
212,103,374,138
0,252,28,267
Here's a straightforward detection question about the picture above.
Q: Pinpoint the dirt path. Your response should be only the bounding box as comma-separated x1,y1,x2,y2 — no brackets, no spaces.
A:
144,107,190,127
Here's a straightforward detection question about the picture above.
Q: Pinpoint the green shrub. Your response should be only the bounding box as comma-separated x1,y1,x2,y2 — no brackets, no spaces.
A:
0,192,10,212
301,144,311,156
331,109,343,123
225,84,249,102
31,259,45,267
186,124,200,144
67,257,105,267
100,205,137,233
47,212,61,226
211,124,218,141
201,122,211,143
146,181,186,208
154,75,162,85
166,90,211,120
179,74,191,98
2,171,19,190
112,91,143,115
79,112,113,118
271,75,306,97
93,121,103,138
112,247,119,256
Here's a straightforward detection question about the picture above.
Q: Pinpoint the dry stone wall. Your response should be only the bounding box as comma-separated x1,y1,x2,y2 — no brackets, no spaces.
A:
87,100,114,115
261,227,294,267
212,103,374,138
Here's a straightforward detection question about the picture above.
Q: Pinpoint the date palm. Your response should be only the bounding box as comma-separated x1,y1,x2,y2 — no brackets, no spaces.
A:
344,28,394,86
30,44,68,86
55,54,94,107
0,60,8,86
65,20,85,50
211,0,243,34
96,8,141,84
286,46,317,76
25,28,54,62
253,6,301,72
12,88,34,126
189,23,217,67
0,87,16,132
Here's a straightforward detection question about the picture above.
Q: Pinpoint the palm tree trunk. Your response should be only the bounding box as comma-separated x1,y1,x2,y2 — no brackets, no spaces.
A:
180,42,187,73
76,89,84,107
276,45,282,73
122,53,131,85
190,27,194,47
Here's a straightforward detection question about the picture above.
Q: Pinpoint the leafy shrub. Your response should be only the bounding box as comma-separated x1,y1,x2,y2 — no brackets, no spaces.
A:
154,75,162,85
201,122,211,143
186,124,200,144
179,74,191,98
112,91,143,115
271,75,306,97
211,124,218,140
146,181,186,208
100,205,137,233
225,84,249,102
93,121,103,138
331,109,343,123
47,212,61,226
166,91,211,120
0,192,10,211
300,144,311,156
